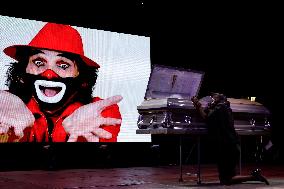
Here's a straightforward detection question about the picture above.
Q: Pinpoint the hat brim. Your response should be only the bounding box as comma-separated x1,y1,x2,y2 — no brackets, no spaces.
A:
3,45,100,68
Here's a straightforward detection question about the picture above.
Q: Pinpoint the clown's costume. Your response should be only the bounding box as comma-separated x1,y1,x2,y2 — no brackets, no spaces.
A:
0,23,122,142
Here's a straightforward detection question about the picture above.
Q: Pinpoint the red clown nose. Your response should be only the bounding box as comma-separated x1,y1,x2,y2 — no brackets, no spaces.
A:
40,69,60,80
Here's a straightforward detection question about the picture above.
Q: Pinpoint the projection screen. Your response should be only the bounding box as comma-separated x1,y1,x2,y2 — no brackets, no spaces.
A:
0,15,151,142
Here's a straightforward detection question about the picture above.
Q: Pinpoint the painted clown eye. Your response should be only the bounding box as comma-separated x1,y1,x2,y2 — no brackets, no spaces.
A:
57,62,70,70
33,59,45,67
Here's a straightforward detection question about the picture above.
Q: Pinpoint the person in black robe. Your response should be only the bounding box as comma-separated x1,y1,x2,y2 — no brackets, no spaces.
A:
191,93,269,185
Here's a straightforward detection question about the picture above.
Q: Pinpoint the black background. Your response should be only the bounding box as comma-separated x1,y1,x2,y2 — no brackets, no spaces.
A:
0,1,282,169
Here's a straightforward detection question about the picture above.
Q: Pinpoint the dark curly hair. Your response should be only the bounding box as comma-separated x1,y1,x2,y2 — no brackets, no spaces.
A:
6,50,99,104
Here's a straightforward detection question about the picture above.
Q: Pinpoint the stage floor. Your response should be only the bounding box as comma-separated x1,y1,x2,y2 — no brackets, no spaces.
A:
0,164,283,189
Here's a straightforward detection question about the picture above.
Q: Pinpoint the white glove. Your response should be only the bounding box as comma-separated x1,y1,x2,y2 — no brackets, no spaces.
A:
62,95,122,142
0,90,35,137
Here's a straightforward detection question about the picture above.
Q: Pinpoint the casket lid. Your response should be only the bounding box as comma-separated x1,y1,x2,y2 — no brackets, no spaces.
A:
144,65,204,100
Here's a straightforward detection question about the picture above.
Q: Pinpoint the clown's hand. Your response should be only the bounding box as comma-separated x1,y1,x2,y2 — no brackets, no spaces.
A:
62,95,122,142
0,90,35,137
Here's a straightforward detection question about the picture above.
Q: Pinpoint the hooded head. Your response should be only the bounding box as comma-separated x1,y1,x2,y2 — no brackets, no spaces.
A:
207,92,230,109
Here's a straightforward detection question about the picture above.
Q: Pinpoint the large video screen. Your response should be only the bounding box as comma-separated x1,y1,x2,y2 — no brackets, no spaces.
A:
0,15,151,142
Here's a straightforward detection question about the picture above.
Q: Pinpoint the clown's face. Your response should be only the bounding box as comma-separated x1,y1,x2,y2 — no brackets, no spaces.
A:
26,49,79,104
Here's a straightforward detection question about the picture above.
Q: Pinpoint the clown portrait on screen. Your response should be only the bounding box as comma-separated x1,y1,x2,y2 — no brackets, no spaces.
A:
0,23,122,142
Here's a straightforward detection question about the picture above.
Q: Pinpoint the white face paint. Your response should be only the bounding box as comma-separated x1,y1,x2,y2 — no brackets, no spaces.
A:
34,80,66,103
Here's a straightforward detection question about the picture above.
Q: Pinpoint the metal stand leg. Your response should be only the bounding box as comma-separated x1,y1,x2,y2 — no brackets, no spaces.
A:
179,136,183,182
197,136,201,184
239,137,242,175
256,135,264,163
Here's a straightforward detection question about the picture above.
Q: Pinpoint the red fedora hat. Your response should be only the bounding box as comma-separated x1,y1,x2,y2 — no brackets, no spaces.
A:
3,22,100,68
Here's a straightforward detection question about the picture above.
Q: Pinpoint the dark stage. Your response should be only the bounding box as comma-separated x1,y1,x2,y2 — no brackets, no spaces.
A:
1,164,284,188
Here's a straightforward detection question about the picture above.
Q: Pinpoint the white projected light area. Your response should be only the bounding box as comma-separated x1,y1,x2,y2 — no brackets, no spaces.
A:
0,15,151,142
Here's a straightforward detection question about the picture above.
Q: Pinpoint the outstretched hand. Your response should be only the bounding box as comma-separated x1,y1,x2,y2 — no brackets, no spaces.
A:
0,90,35,138
62,95,123,142
191,96,201,108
